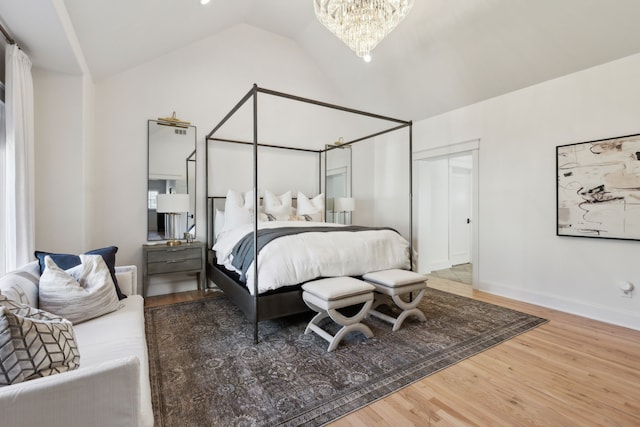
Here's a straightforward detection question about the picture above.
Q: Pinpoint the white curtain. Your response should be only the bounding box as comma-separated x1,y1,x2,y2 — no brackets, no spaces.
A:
1,45,35,274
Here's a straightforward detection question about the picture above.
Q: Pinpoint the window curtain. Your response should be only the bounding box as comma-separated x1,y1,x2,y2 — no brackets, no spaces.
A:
1,45,34,274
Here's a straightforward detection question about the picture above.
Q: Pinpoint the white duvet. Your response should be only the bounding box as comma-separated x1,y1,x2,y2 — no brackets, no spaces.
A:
213,221,410,295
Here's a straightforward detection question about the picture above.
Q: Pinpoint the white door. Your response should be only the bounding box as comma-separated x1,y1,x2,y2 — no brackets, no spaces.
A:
449,163,472,265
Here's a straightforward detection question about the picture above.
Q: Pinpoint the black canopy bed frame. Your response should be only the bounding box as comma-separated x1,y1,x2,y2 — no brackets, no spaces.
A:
205,84,413,343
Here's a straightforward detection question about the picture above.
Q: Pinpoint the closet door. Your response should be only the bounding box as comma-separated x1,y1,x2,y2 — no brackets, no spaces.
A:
449,164,472,265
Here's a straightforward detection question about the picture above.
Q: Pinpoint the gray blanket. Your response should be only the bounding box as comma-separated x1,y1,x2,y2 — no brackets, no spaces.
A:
230,225,397,281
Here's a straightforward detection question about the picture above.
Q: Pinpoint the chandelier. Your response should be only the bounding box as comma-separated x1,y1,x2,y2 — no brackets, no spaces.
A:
313,0,414,61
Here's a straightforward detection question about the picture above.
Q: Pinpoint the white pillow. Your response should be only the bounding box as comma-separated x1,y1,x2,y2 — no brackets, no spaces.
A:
222,190,251,231
222,189,265,231
39,255,121,324
226,189,258,209
214,209,225,238
297,192,324,221
264,190,292,221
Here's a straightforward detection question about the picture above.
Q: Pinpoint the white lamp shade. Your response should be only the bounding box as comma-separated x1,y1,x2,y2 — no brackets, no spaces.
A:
156,194,190,213
334,197,355,212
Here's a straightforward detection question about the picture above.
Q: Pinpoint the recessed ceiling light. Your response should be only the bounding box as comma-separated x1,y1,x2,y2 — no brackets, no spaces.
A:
201,0,210,4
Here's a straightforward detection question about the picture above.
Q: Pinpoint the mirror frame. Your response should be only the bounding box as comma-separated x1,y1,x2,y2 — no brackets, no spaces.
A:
147,119,197,241
324,144,352,224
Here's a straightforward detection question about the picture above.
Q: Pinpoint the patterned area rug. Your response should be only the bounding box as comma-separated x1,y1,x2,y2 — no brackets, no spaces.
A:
145,288,546,426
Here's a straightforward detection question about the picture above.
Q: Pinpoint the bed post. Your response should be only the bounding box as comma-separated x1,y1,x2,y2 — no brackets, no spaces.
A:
252,84,260,344
318,152,322,196
409,121,414,271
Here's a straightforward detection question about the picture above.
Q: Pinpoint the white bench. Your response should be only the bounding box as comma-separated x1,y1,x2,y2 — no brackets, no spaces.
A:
302,277,375,352
363,269,428,331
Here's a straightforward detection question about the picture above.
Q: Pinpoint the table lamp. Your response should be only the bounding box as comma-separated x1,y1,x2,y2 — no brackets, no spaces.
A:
334,197,355,225
156,194,190,246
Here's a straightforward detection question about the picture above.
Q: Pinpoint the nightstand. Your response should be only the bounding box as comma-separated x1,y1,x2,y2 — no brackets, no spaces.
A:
142,241,206,297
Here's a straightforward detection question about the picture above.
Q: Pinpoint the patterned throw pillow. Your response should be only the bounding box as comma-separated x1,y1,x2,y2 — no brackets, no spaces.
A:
34,246,127,300
39,255,121,325
0,295,80,386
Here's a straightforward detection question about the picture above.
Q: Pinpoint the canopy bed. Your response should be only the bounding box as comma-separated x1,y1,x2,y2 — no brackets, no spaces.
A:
206,84,413,343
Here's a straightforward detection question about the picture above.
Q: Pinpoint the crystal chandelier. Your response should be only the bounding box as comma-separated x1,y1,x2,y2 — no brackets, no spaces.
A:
313,0,414,61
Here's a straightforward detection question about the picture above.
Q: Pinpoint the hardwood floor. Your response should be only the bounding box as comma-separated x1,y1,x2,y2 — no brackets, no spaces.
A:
144,278,640,426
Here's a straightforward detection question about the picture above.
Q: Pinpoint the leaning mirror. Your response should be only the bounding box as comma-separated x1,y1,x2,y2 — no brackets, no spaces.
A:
147,119,197,241
325,143,352,224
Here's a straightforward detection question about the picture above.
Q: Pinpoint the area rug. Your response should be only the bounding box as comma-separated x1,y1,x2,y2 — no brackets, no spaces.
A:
145,288,546,426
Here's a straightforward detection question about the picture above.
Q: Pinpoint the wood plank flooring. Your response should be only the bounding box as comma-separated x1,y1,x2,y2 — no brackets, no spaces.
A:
144,277,640,426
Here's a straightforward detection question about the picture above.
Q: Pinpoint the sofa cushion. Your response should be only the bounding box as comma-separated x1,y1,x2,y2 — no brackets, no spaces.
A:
39,255,121,325
35,246,126,300
73,294,153,426
0,261,40,307
0,295,80,386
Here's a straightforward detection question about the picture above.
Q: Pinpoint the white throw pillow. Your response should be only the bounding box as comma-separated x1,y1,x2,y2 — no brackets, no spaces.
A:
222,189,263,231
264,190,292,221
39,255,121,324
0,295,80,386
297,192,324,221
214,208,226,238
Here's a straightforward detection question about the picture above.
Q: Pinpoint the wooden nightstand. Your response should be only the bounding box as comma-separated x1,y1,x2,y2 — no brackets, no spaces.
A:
142,241,206,297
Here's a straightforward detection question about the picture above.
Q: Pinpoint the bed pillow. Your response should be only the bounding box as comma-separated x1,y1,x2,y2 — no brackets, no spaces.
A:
214,209,225,238
34,246,126,300
297,192,324,222
223,189,265,231
39,255,121,325
226,189,260,209
0,295,80,386
264,190,292,221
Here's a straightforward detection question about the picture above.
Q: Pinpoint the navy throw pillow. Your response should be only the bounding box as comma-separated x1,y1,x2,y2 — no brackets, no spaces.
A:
34,246,127,300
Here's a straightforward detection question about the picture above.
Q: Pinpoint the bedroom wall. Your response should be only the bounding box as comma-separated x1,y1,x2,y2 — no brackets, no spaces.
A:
90,24,354,295
373,131,411,238
412,52,640,330
32,69,86,254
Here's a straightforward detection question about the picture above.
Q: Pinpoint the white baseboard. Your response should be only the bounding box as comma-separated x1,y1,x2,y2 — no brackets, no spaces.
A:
426,260,452,273
479,281,640,331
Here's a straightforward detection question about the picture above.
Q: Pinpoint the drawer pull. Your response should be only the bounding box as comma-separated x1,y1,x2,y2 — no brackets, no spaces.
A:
168,248,186,252
165,260,186,264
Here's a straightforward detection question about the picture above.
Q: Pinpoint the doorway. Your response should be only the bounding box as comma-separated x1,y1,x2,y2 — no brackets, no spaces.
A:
415,141,479,288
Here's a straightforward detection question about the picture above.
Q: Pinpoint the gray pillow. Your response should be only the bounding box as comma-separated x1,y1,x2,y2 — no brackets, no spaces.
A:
0,295,80,386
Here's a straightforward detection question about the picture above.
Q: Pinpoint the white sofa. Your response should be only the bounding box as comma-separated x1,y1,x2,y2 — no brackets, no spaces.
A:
0,261,153,427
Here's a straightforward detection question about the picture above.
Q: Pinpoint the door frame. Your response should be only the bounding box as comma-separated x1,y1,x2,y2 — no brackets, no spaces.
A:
414,139,480,288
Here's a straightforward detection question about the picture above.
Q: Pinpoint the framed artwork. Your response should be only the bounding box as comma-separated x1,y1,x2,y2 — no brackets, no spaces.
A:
556,133,640,241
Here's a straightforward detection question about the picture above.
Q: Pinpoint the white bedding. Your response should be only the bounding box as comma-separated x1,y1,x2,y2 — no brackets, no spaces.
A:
213,221,410,295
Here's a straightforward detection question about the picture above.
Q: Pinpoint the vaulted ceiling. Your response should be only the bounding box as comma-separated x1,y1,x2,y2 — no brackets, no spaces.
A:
2,0,640,121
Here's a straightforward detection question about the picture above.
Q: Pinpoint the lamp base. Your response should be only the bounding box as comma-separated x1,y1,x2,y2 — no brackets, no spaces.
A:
166,240,182,247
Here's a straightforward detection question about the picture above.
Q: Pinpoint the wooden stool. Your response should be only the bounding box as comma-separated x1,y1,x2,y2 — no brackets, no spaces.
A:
302,277,375,352
363,269,428,331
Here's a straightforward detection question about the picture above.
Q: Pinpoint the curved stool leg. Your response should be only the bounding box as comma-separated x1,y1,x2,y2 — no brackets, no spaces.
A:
304,299,374,352
305,311,330,335
392,307,427,332
328,299,372,326
324,299,374,351
391,288,426,311
327,323,373,352
369,287,427,331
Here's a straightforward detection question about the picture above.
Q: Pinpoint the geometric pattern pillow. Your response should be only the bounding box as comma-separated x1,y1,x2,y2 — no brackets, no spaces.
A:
39,255,121,325
0,295,80,386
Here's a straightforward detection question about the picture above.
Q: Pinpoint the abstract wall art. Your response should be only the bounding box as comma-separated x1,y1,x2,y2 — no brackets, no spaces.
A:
557,133,640,241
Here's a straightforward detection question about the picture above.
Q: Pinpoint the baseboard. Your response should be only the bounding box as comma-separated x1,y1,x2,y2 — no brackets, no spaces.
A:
479,281,640,331
426,260,452,273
